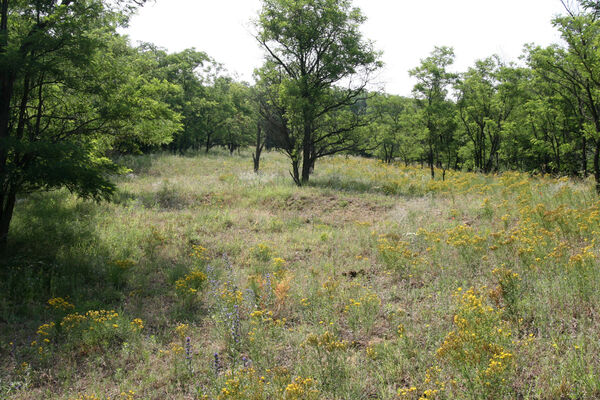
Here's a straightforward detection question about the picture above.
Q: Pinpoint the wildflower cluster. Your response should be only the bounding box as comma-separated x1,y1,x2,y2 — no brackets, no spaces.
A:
175,268,208,296
284,377,319,400
217,367,267,399
130,318,144,331
213,365,319,400
219,281,244,307
112,259,136,269
31,322,55,357
320,157,493,197
437,287,514,396
60,310,120,331
247,308,287,357
213,280,244,354
252,243,273,262
273,274,292,309
397,366,446,399
303,331,347,352
174,323,189,339
377,235,423,276
445,224,486,248
321,276,339,299
272,257,286,270
191,244,211,261
107,259,136,288
343,290,381,334
490,266,521,314
47,297,75,312
35,310,144,354
119,391,137,400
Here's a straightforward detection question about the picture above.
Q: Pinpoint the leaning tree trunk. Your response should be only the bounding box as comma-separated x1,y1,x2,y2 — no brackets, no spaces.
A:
0,1,15,252
0,0,13,193
0,190,16,251
253,125,263,173
291,157,301,186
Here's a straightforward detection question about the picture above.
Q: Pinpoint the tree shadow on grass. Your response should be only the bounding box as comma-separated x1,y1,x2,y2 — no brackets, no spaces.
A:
308,176,376,194
0,189,207,328
308,175,428,198
112,152,157,175
0,191,116,321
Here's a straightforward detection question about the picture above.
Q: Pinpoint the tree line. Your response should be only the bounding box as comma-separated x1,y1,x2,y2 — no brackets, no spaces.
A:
1,0,600,247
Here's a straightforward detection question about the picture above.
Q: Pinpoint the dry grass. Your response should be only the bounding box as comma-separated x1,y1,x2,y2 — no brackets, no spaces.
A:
2,150,600,399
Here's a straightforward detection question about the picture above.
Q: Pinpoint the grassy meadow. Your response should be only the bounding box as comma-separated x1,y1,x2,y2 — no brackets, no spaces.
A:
2,150,600,399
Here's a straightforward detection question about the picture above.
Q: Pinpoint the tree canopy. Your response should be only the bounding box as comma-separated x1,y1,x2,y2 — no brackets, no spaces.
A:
0,0,176,245
255,0,381,185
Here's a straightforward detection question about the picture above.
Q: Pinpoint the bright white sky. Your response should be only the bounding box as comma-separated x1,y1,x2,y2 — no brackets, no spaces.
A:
124,0,567,96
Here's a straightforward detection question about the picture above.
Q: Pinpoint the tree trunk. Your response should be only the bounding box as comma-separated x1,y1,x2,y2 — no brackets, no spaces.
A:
594,141,600,194
253,125,263,173
0,190,16,251
291,157,301,186
582,135,588,177
205,132,212,153
0,0,13,185
0,1,14,253
252,154,260,173
301,156,311,184
428,142,435,179
301,123,312,184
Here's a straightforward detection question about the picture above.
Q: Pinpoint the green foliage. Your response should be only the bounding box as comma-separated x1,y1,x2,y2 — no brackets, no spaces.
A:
0,0,182,245
456,56,527,173
367,94,421,164
409,46,458,179
256,0,381,185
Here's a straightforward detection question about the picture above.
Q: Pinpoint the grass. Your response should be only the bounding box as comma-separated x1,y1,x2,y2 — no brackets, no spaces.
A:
1,149,600,399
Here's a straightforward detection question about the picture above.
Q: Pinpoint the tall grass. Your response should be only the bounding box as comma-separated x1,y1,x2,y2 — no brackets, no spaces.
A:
1,150,600,399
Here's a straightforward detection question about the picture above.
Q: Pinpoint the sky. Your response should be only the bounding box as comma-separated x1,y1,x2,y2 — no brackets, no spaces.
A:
124,0,568,96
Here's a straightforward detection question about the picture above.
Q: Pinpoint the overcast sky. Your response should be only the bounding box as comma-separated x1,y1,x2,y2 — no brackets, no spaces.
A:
124,0,567,96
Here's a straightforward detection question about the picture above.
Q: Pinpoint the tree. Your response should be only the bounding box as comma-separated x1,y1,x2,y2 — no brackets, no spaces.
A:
520,73,583,175
151,47,211,154
254,62,294,169
255,0,381,185
526,7,600,191
0,0,177,248
367,94,419,164
250,82,269,173
104,38,183,154
252,120,265,172
455,57,525,173
222,81,255,155
410,46,457,179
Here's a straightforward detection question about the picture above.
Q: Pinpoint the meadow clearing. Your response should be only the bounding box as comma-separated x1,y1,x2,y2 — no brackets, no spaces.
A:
2,150,600,399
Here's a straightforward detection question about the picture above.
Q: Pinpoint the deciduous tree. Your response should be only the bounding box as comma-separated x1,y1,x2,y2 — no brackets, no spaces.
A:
0,0,176,248
255,0,381,185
